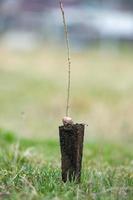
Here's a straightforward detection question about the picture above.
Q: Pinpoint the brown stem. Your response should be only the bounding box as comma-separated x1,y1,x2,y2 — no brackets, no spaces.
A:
59,0,71,117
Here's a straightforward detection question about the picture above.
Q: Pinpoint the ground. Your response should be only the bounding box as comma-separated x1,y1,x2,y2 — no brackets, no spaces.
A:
0,46,133,199
0,46,133,141
0,129,133,200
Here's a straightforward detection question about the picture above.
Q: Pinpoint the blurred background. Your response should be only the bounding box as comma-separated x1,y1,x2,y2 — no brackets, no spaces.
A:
0,0,133,141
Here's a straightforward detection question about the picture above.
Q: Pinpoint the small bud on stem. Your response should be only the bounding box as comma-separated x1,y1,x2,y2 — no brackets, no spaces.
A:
62,116,73,126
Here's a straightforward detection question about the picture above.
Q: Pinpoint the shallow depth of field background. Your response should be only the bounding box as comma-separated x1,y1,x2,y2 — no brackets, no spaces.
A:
0,0,133,142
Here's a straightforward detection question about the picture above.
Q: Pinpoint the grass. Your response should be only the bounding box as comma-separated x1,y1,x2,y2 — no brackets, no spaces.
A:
0,46,133,199
0,129,133,200
0,47,133,141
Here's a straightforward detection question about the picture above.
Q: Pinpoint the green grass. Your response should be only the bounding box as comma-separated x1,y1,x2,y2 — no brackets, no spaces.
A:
0,129,133,200
0,47,133,199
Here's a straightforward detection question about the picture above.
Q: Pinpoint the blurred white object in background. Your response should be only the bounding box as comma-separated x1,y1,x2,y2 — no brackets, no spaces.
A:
1,31,39,51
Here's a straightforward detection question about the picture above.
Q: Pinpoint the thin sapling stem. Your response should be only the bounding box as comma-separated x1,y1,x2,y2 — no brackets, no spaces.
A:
59,0,71,118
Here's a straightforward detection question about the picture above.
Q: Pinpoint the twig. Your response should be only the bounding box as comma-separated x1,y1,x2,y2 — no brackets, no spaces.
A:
59,0,71,117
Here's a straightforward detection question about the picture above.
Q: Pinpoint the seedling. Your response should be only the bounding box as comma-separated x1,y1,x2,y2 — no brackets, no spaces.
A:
59,0,85,183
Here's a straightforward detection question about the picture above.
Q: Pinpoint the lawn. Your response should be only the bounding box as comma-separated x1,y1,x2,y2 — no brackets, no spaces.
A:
0,129,133,200
0,47,133,141
0,46,133,199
